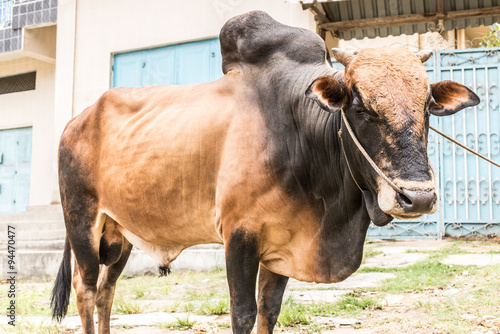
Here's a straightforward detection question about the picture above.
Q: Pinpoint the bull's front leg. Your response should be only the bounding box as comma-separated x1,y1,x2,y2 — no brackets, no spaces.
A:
256,264,289,334
225,228,260,334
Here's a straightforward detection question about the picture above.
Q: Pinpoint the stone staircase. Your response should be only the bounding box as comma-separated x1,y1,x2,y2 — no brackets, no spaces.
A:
0,205,225,279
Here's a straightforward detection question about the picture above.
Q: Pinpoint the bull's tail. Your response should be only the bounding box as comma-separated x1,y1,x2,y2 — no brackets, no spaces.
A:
51,234,72,322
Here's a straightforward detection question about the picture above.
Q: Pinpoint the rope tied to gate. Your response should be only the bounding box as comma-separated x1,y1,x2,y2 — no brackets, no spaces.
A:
429,126,500,169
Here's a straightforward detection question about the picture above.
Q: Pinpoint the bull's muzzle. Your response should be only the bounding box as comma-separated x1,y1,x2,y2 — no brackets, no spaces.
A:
378,163,438,219
396,188,437,214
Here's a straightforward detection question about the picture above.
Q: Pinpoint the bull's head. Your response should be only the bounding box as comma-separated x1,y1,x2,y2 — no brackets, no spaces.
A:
306,48,479,225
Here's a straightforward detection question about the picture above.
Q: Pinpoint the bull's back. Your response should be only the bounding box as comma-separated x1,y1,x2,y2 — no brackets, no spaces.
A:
61,77,241,245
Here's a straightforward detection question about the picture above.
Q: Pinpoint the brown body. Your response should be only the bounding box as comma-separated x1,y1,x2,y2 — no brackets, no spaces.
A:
62,74,323,283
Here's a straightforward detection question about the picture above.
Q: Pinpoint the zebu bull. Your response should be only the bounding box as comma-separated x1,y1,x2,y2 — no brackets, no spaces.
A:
52,11,479,334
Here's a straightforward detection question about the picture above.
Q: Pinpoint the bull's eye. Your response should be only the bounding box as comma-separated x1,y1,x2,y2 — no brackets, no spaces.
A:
355,108,365,115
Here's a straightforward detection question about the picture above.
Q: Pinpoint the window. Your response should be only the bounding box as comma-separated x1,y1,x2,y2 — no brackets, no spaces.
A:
0,71,36,94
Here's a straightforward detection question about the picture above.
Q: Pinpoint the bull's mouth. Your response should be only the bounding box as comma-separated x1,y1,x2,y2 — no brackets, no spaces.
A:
363,191,425,226
391,213,424,220
362,190,393,226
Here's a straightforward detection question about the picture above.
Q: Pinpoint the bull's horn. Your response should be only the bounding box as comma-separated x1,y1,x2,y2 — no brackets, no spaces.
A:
331,48,356,66
416,50,433,63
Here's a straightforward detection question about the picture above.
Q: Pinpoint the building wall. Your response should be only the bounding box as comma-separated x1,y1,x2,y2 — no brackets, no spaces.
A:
0,57,55,206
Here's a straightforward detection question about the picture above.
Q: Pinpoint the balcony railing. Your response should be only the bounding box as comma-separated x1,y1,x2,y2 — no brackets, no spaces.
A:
0,0,12,28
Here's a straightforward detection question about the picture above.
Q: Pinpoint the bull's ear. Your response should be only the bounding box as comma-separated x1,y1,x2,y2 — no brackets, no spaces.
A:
430,80,480,116
305,76,346,113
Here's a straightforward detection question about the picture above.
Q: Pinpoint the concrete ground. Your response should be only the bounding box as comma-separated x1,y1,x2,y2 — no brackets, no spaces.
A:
12,239,500,334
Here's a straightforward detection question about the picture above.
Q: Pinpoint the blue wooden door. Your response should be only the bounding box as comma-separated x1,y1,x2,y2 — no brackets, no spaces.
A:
437,48,500,237
0,127,32,214
113,38,223,87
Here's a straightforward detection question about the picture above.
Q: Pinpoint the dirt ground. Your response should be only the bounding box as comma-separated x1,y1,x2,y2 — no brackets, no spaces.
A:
3,239,500,334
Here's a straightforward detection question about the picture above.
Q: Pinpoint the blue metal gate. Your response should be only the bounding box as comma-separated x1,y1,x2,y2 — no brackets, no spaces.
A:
112,38,223,87
333,48,500,239
437,48,500,238
0,127,32,214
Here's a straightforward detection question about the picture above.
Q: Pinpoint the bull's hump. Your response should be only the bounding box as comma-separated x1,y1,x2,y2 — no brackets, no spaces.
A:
219,11,328,73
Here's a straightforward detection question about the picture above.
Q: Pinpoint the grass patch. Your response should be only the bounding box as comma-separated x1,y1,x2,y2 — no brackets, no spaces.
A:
0,281,78,318
363,246,383,259
333,294,382,314
307,293,382,317
164,301,181,313
360,245,481,293
112,296,148,314
182,302,196,313
358,266,396,273
404,243,469,257
115,324,139,329
0,319,67,334
413,271,500,334
377,261,477,293
161,315,198,330
199,298,230,315
277,297,310,327
185,289,217,301
131,285,148,299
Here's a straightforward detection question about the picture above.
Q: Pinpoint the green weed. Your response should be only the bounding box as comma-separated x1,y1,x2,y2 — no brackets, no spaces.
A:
164,301,181,313
0,319,66,334
277,297,310,327
161,315,198,329
112,296,148,314
199,298,230,315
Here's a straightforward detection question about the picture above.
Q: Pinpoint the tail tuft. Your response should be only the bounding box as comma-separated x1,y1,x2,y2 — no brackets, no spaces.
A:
51,236,72,322
158,265,171,277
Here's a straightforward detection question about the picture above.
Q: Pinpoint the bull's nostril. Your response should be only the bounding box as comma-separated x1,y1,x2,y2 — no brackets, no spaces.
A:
397,188,436,213
397,192,412,207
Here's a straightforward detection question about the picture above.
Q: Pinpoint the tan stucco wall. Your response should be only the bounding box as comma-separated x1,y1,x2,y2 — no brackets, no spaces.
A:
0,57,55,206
24,25,57,63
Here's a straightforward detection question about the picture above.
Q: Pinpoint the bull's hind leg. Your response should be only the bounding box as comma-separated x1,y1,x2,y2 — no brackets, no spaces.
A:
72,257,99,333
225,228,260,334
66,199,102,334
59,155,102,332
96,237,133,334
256,264,288,334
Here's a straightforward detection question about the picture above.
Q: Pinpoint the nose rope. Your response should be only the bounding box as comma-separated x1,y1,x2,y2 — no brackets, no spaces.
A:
338,109,405,195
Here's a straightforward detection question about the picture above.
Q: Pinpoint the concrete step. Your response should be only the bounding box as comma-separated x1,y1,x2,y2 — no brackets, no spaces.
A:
0,205,65,242
0,245,225,279
0,205,63,223
14,239,65,250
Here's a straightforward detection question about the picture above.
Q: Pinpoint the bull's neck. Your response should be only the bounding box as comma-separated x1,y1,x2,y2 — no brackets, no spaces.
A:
252,63,355,201
248,62,370,282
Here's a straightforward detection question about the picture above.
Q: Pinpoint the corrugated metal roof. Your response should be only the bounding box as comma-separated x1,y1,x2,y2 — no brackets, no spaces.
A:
306,0,500,40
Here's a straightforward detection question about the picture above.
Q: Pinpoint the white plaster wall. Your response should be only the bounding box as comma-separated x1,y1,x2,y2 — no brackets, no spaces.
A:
0,57,55,206
71,0,315,114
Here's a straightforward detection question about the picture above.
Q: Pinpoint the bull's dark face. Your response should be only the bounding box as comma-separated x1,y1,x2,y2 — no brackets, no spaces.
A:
306,48,479,224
